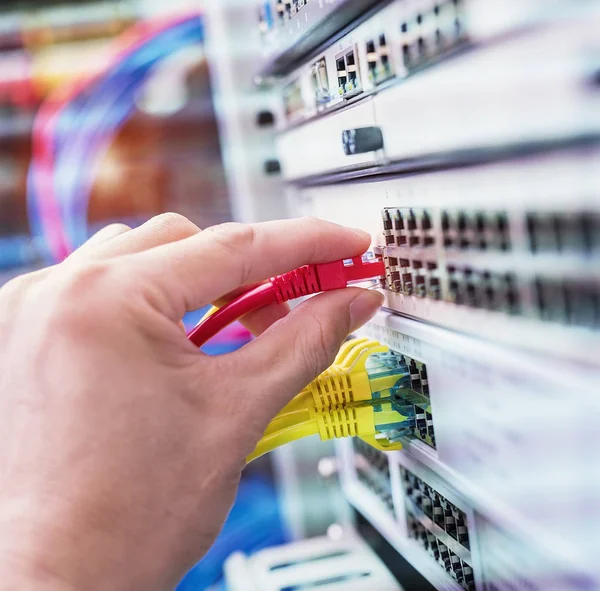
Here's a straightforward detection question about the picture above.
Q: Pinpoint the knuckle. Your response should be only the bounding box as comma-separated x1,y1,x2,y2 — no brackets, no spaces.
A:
210,222,257,246
151,212,199,239
103,222,131,235
206,222,257,284
0,268,49,305
57,262,113,305
49,263,121,330
0,274,29,299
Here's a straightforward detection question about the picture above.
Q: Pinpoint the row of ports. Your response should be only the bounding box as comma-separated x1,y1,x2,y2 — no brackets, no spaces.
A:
278,0,467,120
345,0,466,98
402,469,471,552
442,210,511,251
383,256,441,300
535,278,600,328
383,207,600,254
447,267,521,314
526,211,600,253
383,208,436,249
336,47,362,99
372,349,436,448
409,404,436,448
408,515,475,591
399,0,466,74
383,259,600,329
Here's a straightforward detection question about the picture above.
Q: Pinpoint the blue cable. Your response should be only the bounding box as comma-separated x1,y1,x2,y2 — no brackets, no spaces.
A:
58,18,203,248
27,17,203,260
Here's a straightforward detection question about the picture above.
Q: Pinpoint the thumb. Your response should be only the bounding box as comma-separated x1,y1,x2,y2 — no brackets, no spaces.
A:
228,288,384,424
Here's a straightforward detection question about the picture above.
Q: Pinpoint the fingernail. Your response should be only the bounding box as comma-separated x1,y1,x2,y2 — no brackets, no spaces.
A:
349,290,384,333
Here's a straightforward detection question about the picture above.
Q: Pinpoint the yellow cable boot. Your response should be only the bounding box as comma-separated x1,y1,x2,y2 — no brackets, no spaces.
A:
247,338,419,463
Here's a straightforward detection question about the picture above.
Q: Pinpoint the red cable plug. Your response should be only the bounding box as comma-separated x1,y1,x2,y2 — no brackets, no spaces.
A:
187,254,385,348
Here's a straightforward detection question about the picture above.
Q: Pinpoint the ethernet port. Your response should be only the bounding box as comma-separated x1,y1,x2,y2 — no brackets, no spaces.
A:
504,274,520,314
457,515,470,550
448,279,461,304
311,58,330,106
567,283,600,328
415,274,426,297
275,0,285,24
433,497,444,528
409,360,421,391
409,235,420,247
482,272,497,310
441,210,451,232
283,79,304,120
366,39,377,81
420,210,433,231
416,14,426,58
393,209,405,230
421,367,429,395
344,49,361,95
382,209,393,230
378,34,393,80
336,56,347,94
407,210,417,230
445,510,457,539
465,280,479,308
402,273,413,295
495,212,511,250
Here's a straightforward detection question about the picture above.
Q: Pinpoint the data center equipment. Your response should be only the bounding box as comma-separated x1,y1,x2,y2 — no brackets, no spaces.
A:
210,0,600,588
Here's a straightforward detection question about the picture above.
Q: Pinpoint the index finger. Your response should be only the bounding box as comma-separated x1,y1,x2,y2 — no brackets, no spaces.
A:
121,218,371,319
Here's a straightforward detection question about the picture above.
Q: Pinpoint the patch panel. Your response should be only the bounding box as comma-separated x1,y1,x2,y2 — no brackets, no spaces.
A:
526,211,600,254
534,278,600,328
379,205,598,329
441,210,511,252
402,468,475,591
445,266,520,314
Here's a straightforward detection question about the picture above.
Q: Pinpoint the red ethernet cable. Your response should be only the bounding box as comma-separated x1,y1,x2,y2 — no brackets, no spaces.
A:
187,254,385,348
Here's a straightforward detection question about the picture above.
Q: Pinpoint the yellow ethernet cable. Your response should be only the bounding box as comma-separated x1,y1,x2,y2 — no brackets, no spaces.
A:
247,337,420,463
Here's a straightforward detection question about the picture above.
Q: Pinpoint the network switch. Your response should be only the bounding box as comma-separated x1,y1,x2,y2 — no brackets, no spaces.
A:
288,147,600,365
273,2,600,179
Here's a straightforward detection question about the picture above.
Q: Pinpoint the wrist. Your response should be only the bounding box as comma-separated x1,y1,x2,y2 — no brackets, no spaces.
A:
0,554,75,591
0,501,77,591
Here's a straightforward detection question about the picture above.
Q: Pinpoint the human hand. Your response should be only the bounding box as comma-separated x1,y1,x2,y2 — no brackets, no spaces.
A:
0,214,383,591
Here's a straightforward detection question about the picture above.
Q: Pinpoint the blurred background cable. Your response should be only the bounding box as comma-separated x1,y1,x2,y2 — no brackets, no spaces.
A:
28,14,205,261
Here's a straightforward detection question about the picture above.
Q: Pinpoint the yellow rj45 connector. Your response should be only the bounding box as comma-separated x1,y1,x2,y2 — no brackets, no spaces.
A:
248,337,419,463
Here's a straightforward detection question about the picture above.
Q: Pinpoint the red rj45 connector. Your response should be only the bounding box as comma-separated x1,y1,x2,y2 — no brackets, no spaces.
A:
187,254,385,347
